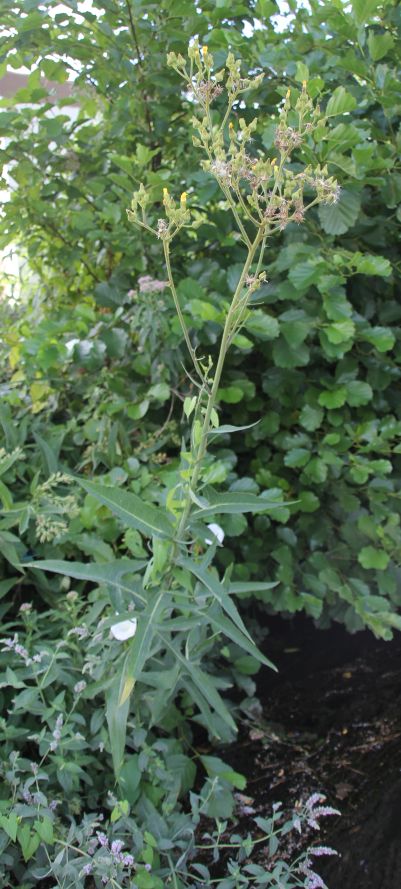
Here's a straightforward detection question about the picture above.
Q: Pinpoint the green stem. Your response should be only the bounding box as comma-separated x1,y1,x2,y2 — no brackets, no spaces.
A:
163,239,205,385
175,228,263,541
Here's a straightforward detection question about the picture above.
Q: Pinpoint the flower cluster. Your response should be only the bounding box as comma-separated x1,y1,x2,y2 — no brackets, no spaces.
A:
164,46,340,239
77,830,146,885
50,714,63,752
293,792,340,834
138,274,168,293
1,633,42,665
32,472,79,543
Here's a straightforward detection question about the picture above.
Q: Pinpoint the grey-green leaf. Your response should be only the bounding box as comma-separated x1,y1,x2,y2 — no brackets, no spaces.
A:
80,480,174,539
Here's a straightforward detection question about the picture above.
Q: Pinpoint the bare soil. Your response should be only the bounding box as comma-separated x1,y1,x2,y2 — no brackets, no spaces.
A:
225,615,401,889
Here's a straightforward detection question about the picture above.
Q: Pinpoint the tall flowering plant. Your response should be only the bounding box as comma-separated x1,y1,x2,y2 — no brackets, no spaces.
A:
35,44,340,774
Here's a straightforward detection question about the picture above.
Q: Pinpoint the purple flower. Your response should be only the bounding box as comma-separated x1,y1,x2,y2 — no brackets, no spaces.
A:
314,805,340,818
138,275,168,294
111,839,124,855
49,800,59,811
306,793,325,809
145,863,152,872
80,862,93,876
310,846,338,858
69,626,89,639
306,875,327,889
123,854,135,867
73,680,87,695
15,643,29,660
96,832,109,847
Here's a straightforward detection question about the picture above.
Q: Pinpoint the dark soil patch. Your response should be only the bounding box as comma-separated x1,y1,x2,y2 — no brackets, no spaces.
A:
225,615,401,889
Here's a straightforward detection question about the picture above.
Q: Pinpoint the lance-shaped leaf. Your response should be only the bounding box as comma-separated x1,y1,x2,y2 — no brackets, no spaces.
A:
208,421,260,435
201,607,276,671
27,559,147,608
119,590,167,705
79,480,174,540
189,490,294,520
162,636,236,733
106,677,130,778
229,580,279,595
177,554,252,642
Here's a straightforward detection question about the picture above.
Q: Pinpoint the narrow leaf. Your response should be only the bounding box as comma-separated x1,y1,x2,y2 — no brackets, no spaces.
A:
119,591,167,705
208,421,260,435
106,677,130,778
177,555,252,642
80,480,174,539
190,491,291,519
203,608,277,671
27,559,147,606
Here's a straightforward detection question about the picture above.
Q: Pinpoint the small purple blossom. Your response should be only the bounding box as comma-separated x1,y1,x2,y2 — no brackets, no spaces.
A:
80,862,93,877
2,634,31,661
74,680,87,695
96,832,109,847
306,793,325,809
144,863,152,872
305,875,327,889
15,643,29,659
138,275,168,294
32,653,43,663
49,800,59,811
111,839,124,855
19,602,32,613
310,846,338,858
69,626,89,639
51,714,63,749
123,854,135,867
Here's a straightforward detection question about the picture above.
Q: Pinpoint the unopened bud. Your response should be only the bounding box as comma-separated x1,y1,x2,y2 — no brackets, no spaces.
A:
180,191,187,204
286,89,291,99
302,80,307,89
202,46,208,57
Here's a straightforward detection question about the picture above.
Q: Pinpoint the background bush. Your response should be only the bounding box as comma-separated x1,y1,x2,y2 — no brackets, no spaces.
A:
1,0,401,639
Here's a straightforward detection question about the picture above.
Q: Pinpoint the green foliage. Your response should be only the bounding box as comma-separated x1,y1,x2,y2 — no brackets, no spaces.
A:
0,1,400,881
1,0,400,639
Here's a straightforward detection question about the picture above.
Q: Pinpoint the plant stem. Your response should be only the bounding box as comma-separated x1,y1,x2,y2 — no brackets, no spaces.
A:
163,239,206,385
175,228,263,541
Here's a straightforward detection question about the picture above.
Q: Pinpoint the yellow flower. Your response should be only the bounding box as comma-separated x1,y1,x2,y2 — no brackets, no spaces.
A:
271,157,277,167
286,88,291,99
302,80,307,89
202,45,208,57
180,191,187,204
